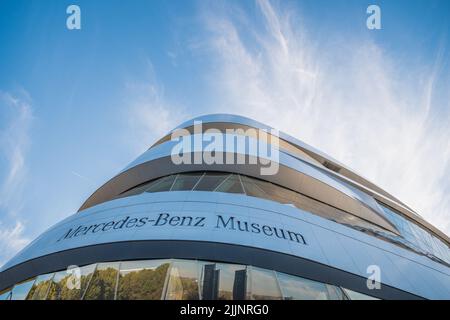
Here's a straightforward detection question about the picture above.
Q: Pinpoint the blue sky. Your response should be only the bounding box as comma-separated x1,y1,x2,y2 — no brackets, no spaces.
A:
0,0,449,266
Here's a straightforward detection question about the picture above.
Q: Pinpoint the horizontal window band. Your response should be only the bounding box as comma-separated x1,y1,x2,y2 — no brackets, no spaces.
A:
79,154,397,235
0,240,423,300
151,121,401,205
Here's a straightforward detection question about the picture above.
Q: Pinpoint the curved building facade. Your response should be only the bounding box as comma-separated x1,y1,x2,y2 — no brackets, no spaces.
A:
1,114,450,300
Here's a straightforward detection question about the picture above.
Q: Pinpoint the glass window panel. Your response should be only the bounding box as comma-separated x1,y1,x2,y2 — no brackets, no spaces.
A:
250,179,297,204
165,260,201,300
145,175,176,193
240,176,269,199
10,278,35,300
117,179,161,198
194,172,230,191
342,288,379,300
247,267,282,300
276,272,332,300
246,176,389,236
27,273,54,300
83,262,120,300
199,263,247,300
0,288,12,300
46,270,69,300
47,264,96,300
170,173,203,191
378,202,450,262
117,260,170,300
326,284,347,300
215,174,244,194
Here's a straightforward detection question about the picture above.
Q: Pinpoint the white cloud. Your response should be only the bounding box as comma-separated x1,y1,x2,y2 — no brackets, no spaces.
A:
0,221,30,267
123,61,189,155
200,0,450,235
0,90,33,265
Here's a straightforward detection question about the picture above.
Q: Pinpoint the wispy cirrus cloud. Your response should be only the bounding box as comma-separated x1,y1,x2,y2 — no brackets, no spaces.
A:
123,61,188,155
0,221,29,267
0,90,33,265
199,0,450,235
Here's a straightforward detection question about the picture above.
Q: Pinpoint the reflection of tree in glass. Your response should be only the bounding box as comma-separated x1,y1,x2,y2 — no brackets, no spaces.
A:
83,268,118,300
46,273,93,300
166,267,200,300
117,263,169,300
27,279,52,300
178,276,199,300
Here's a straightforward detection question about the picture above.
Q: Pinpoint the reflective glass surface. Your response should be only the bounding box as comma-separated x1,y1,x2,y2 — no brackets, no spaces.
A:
145,175,176,193
1,258,375,300
115,171,450,266
247,267,282,300
214,174,245,194
10,278,35,300
166,260,202,300
378,203,450,264
277,272,336,300
342,288,379,300
199,263,247,300
27,273,53,300
194,172,230,191
117,260,169,300
171,173,203,191
46,264,96,300
0,288,11,300
83,262,120,300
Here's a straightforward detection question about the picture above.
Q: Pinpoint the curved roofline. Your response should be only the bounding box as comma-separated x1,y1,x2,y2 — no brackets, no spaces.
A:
79,113,449,245
151,113,415,210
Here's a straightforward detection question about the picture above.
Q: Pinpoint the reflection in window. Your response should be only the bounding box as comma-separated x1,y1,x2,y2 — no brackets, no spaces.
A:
27,273,54,300
118,180,159,198
215,174,244,194
240,175,269,199
171,173,203,191
342,288,379,300
1,258,384,300
247,267,282,300
116,172,391,243
115,171,450,264
326,283,347,300
117,260,170,300
194,172,229,191
145,175,176,193
83,262,120,300
165,260,202,300
200,263,247,300
47,264,96,300
10,278,35,300
378,202,450,264
276,272,332,300
0,288,12,300
46,270,69,300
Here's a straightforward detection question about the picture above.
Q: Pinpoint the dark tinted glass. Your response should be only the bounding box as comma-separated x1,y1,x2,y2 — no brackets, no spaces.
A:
215,174,244,194
118,179,160,198
240,175,269,198
171,173,203,191
145,175,176,193
194,172,230,191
